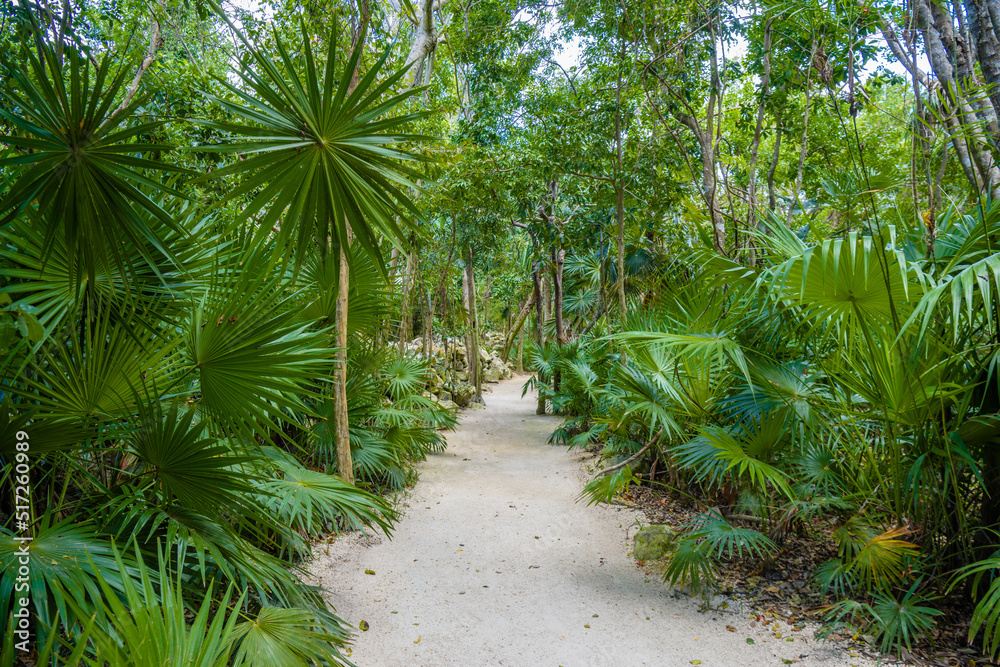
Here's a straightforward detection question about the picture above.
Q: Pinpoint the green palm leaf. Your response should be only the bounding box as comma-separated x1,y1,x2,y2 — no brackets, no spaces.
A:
183,250,332,435
0,514,137,652
0,34,187,284
129,401,256,512
261,458,396,534
231,607,342,667
196,12,434,269
62,542,242,667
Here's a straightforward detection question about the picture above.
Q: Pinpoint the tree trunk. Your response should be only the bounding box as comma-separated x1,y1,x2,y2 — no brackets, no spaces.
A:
334,238,353,484
552,247,565,344
767,127,782,212
615,66,628,321
706,27,725,253
787,39,817,227
423,286,434,358
615,184,626,320
517,325,525,372
465,247,482,404
915,0,1000,196
501,292,536,362
397,251,414,354
745,17,773,265
333,4,370,485
533,262,546,415
404,0,439,88
965,0,1000,122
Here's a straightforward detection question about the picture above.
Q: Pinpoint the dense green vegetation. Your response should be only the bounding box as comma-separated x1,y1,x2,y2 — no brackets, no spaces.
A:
5,0,1000,662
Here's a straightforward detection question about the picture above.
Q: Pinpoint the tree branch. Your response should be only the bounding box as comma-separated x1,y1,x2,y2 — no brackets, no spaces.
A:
110,0,165,121
592,428,663,478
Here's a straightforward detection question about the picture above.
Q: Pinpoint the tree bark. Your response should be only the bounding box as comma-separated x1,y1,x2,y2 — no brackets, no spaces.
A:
334,237,353,484
915,0,1000,196
786,38,817,227
533,262,546,415
767,127,782,212
404,0,440,88
333,0,370,485
465,247,482,404
109,0,165,122
745,17,773,265
966,0,1000,122
705,22,725,252
517,325,525,372
552,247,565,344
615,65,628,320
501,292,536,362
423,286,434,358
397,251,414,354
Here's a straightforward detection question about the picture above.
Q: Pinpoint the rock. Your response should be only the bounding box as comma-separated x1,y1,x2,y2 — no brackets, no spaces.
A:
439,391,452,402
452,382,475,407
438,399,458,411
632,525,678,562
483,369,500,384
456,371,468,382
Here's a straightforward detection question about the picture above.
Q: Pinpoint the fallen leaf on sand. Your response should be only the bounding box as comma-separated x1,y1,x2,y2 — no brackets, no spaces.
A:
364,569,376,575
359,620,369,631
414,636,421,644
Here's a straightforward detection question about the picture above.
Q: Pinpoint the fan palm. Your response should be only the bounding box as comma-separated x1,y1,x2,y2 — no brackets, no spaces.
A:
1,8,441,665
197,15,432,268
0,29,187,288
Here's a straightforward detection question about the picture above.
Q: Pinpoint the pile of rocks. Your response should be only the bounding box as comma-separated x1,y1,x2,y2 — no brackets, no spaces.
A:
398,334,517,409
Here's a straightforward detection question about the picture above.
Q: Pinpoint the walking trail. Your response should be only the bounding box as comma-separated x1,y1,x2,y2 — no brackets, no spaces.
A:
309,377,882,667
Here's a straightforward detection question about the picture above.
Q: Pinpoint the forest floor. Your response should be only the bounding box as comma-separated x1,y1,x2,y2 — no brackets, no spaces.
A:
308,377,890,666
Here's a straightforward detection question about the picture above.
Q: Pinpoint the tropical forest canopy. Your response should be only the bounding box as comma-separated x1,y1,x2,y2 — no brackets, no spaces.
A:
4,0,1000,663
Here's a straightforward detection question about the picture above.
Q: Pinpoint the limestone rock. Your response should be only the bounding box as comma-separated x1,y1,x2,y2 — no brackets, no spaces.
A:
632,525,679,562
452,382,475,407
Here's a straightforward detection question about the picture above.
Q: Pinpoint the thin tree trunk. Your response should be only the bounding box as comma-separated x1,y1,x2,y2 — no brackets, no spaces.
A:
110,0,165,121
465,247,482,404
404,0,439,88
334,237,353,484
501,292,537,362
333,1,370,485
706,23,725,253
422,285,433,358
615,66,627,321
533,262,545,415
767,127,782,212
517,325,525,372
552,247,565,344
397,251,414,354
745,17,773,265
787,39,817,227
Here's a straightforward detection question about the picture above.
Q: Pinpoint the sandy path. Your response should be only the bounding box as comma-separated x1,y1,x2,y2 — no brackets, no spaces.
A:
309,377,882,667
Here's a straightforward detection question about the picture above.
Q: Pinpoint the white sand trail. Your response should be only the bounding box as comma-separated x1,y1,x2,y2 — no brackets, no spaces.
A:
309,377,883,667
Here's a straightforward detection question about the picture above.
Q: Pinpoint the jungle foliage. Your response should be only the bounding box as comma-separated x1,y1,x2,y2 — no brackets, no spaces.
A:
0,4,451,664
7,0,1000,662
